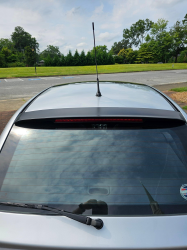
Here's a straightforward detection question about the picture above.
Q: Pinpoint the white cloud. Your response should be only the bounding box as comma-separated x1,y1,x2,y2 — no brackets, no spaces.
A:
97,32,119,42
0,0,187,55
0,6,42,38
152,0,185,7
77,42,87,47
66,6,81,18
92,3,104,16
62,45,74,54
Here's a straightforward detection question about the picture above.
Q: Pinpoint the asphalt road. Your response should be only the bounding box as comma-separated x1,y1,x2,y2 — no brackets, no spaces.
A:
0,69,187,100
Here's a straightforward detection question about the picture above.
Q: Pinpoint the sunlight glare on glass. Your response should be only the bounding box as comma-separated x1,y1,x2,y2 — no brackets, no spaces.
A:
14,127,31,137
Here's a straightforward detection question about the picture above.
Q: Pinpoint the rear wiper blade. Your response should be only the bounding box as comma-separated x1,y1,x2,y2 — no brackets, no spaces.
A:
141,184,163,215
0,202,103,230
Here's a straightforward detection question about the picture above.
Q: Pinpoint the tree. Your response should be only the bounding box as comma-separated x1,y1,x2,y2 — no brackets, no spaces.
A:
157,32,173,63
90,45,110,65
11,26,39,52
151,19,168,37
7,54,17,63
110,39,130,55
79,50,86,66
114,55,123,64
0,53,6,67
90,45,108,55
182,13,187,24
66,50,74,66
96,51,104,65
86,51,94,65
60,54,66,66
16,51,25,63
177,49,187,63
0,38,14,51
52,55,61,66
40,45,61,59
123,19,154,47
143,19,173,63
1,47,12,63
170,19,187,62
102,51,109,65
118,48,138,64
24,46,34,66
73,50,80,66
136,43,154,63
44,54,52,66
108,53,115,64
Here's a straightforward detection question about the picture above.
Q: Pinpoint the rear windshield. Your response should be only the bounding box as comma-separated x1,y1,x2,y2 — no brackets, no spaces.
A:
1,124,187,216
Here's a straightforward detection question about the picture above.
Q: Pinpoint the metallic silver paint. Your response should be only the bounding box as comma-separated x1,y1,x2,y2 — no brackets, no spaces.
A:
151,86,187,122
0,88,50,152
0,82,187,250
25,82,174,112
0,212,187,249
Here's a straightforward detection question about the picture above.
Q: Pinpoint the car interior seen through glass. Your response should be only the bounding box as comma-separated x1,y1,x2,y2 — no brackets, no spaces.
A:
0,122,187,216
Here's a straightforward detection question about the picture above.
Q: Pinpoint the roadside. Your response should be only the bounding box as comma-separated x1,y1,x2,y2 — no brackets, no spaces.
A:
153,82,187,110
0,82,187,135
0,63,187,79
0,98,30,112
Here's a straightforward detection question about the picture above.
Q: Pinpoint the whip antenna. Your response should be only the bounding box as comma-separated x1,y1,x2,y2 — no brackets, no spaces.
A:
92,22,101,97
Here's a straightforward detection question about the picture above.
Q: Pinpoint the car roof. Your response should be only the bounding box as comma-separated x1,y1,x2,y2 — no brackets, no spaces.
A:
25,82,174,112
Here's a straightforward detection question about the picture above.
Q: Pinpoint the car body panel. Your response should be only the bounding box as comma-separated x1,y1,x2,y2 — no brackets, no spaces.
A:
0,212,187,250
1,81,187,250
1,82,181,152
150,86,187,122
25,82,175,112
0,88,50,152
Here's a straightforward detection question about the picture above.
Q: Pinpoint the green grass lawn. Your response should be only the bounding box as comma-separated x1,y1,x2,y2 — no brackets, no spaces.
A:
183,106,187,110
0,63,187,78
171,87,187,92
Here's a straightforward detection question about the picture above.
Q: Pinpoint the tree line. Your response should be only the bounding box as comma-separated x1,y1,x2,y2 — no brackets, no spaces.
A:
0,14,187,68
110,14,187,64
0,27,115,67
0,26,39,68
41,45,114,66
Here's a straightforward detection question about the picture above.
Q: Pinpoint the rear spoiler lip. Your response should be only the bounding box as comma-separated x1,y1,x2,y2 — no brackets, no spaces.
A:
15,107,185,123
149,85,187,123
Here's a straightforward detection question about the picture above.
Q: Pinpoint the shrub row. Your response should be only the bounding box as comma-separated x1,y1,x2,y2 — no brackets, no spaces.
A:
44,50,115,66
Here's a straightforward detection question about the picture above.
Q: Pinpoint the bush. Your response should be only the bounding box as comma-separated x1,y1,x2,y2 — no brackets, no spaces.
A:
108,53,115,64
168,57,175,63
177,50,187,63
0,53,7,67
7,62,25,67
7,54,17,63
114,55,124,64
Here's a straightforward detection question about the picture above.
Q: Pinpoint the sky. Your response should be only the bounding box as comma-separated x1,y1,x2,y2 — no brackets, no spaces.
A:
0,0,187,55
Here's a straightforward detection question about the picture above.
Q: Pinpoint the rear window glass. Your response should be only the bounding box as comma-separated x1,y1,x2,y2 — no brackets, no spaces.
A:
1,124,187,216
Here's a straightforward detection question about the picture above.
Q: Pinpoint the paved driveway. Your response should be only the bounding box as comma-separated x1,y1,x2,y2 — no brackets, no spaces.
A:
0,70,187,135
0,69,187,100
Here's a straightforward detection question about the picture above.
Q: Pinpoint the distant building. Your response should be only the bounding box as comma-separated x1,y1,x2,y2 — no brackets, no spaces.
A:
38,60,45,66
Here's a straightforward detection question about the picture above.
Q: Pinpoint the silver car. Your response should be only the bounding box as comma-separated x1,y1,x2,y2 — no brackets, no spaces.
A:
0,81,187,250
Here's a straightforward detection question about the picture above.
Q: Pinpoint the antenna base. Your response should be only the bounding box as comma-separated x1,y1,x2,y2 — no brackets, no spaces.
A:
96,92,102,97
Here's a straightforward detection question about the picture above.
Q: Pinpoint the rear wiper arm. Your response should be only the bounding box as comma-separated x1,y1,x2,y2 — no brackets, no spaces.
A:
0,202,104,230
141,184,163,215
